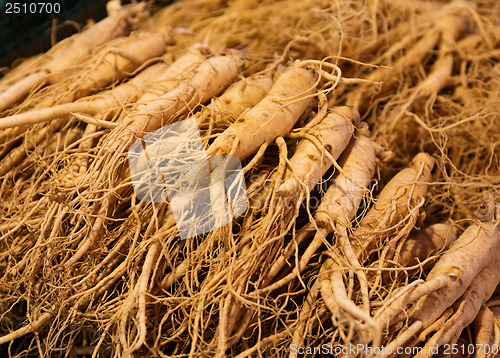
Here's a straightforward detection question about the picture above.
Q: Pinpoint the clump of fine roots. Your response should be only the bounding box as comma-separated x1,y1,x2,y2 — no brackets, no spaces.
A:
0,0,499,357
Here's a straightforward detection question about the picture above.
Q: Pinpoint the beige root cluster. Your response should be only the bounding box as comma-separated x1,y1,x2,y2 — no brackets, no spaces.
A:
0,0,499,357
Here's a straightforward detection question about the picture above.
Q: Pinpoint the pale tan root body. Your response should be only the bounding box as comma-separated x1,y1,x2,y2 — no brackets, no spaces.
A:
111,53,243,143
376,193,499,357
261,134,378,350
127,43,212,105
0,72,48,112
0,53,43,90
397,223,458,268
206,66,317,160
212,107,359,355
416,240,500,357
472,306,495,358
277,106,357,198
192,71,320,308
348,153,435,320
251,125,379,357
300,152,434,353
42,1,146,79
0,63,171,177
160,66,318,304
74,31,175,98
260,110,373,292
312,124,375,229
196,73,274,131
351,152,435,263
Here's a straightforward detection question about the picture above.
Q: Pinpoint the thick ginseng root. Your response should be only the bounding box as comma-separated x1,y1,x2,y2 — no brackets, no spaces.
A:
196,73,275,132
195,67,316,249
63,53,243,268
158,78,313,289
313,122,376,229
277,106,357,199
416,239,500,357
255,107,358,288
110,52,243,145
260,113,374,292
136,74,274,231
68,69,267,190
172,66,316,241
314,130,379,314
0,61,166,175
0,0,146,112
0,45,211,130
308,151,434,346
255,128,379,354
206,66,317,160
134,43,212,104
252,108,356,262
472,306,496,358
186,74,275,213
42,1,146,80
287,129,379,337
351,152,435,263
158,84,308,289
0,53,43,90
376,192,499,357
397,222,458,269
0,73,47,113
73,31,175,98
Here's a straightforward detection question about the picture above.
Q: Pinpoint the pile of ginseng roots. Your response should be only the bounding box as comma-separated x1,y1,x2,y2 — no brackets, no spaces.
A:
0,0,499,357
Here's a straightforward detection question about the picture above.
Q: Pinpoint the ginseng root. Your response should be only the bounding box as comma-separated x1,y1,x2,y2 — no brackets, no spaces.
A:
376,192,499,357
